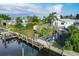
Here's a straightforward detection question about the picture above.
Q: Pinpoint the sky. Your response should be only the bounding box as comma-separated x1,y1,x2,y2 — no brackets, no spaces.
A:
0,3,79,18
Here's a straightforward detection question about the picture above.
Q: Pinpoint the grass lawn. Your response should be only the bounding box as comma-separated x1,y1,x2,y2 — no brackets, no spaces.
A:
4,24,35,39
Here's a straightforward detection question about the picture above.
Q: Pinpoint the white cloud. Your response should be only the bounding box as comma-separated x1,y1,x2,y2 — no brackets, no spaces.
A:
0,4,48,15
49,4,63,13
53,4,63,13
0,4,63,18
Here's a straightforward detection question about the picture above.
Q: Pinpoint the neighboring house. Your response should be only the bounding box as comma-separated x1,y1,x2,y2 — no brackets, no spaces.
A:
61,19,74,28
72,19,79,28
33,14,74,32
1,20,8,26
3,18,28,26
52,14,75,31
52,19,74,31
1,19,16,26
6,20,16,25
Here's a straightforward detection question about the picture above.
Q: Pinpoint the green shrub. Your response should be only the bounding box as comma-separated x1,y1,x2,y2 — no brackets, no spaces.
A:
65,40,73,50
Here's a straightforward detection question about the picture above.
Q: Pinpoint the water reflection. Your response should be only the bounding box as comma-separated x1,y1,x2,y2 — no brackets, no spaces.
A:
0,38,60,56
0,38,38,56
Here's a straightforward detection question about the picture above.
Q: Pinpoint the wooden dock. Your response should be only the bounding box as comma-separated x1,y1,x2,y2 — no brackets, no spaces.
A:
16,35,44,50
1,27,79,56
9,31,79,56
0,29,44,50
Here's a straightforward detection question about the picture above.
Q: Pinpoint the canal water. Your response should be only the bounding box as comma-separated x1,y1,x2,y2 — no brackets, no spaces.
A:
0,38,61,56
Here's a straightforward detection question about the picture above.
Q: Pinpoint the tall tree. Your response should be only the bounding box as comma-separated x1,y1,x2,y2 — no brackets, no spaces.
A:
70,14,73,19
45,12,57,24
76,14,79,19
16,17,22,26
0,14,11,20
60,15,63,19
27,16,42,25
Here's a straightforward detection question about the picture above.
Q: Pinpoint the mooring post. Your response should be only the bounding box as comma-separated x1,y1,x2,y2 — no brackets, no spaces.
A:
32,38,34,47
3,33,5,40
21,39,25,56
38,48,40,51
22,47,24,56
38,46,42,51
61,46,65,56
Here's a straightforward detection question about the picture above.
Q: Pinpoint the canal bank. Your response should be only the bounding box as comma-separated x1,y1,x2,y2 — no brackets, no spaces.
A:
0,27,79,56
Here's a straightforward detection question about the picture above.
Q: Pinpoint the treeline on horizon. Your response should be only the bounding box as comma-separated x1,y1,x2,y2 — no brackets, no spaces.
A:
0,13,79,21
0,14,11,20
60,14,79,19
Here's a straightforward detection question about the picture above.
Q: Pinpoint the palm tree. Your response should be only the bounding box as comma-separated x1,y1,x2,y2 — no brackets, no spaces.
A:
45,12,57,24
